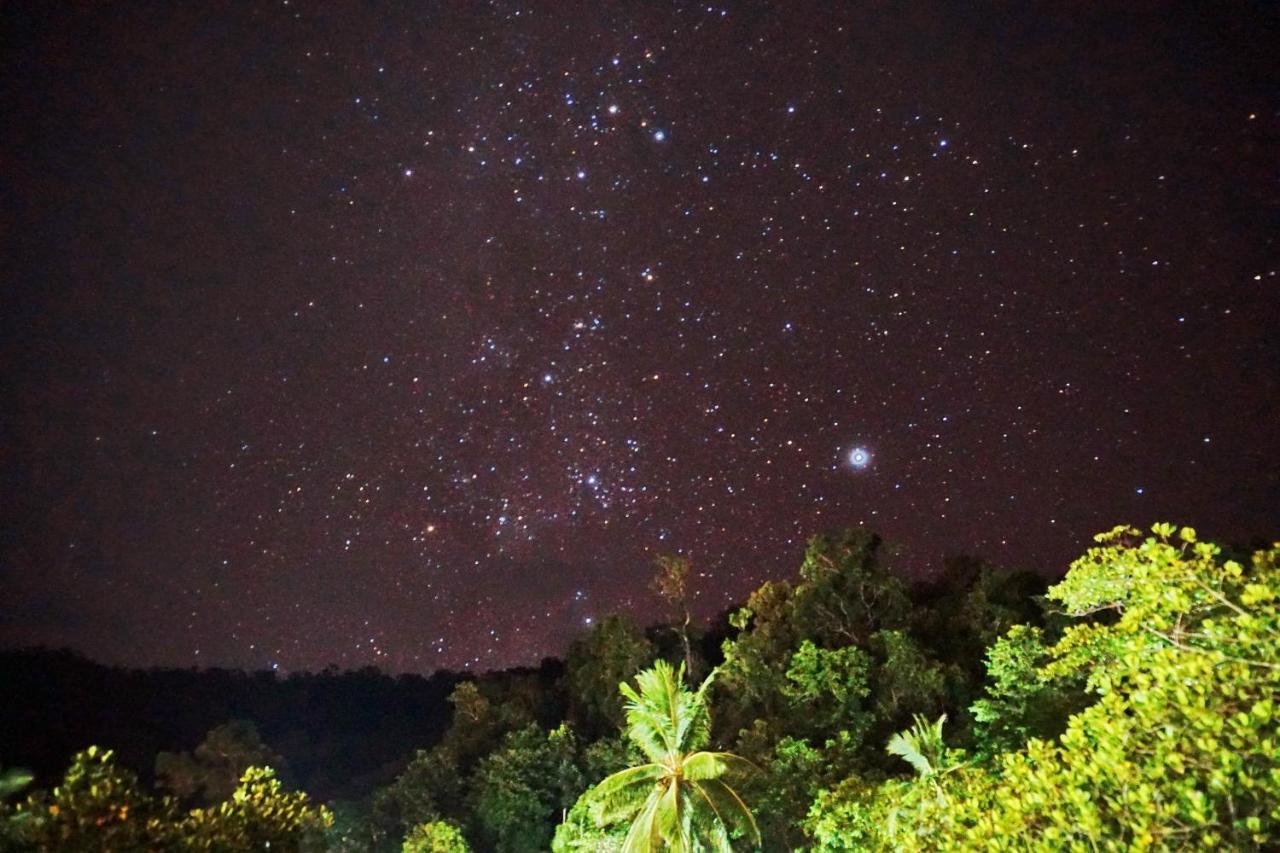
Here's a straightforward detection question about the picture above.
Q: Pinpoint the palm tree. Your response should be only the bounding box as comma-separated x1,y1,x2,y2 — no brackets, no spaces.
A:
588,660,760,852
886,713,950,779
883,713,961,840
0,766,32,801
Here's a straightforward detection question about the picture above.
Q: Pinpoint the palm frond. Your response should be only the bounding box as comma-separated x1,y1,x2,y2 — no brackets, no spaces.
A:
689,807,734,853
886,713,948,778
681,751,760,782
0,767,33,800
621,661,683,761
683,667,717,752
590,763,664,825
690,777,761,846
652,780,687,852
606,660,761,851
620,787,663,853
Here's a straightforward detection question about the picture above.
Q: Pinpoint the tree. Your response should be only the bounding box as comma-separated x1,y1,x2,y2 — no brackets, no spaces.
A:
885,714,953,780
781,640,872,736
370,746,461,844
806,524,1280,850
960,525,1280,848
181,766,332,851
403,820,470,853
580,660,760,851
968,625,1082,756
370,673,553,847
869,630,947,721
711,530,962,848
11,746,179,851
467,724,585,853
565,615,656,737
0,764,33,849
156,719,285,805
442,681,527,766
552,787,628,852
732,726,861,852
715,530,912,741
653,554,697,676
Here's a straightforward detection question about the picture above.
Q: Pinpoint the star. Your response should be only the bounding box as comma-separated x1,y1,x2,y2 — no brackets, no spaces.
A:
847,447,872,470
5,0,1272,678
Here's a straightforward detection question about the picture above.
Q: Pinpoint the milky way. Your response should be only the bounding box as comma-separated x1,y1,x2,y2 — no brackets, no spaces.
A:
2,2,1276,672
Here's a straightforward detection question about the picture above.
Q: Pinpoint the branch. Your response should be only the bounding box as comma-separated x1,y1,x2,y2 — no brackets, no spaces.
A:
1143,627,1280,670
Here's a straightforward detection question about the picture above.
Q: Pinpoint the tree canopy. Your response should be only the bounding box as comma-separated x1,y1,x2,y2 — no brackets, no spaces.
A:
3,522,1276,851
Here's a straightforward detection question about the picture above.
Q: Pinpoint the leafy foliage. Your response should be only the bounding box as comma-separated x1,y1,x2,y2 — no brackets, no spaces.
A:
869,630,947,721
565,615,657,737
806,524,1280,850
713,530,985,847
570,660,760,852
7,522,1277,851
402,819,470,852
181,766,332,851
370,744,461,844
155,719,286,805
11,746,178,851
885,714,950,779
968,625,1082,756
716,532,910,735
467,724,584,853
781,640,872,734
7,748,328,852
551,785,627,852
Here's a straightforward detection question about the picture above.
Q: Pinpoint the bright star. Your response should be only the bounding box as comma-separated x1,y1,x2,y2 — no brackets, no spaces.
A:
653,129,666,142
848,447,871,469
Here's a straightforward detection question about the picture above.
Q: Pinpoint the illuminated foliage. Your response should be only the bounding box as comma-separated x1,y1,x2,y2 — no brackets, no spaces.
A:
7,522,1276,851
567,660,760,851
467,724,584,853
551,787,628,852
713,530,959,847
10,752,328,852
403,819,470,852
717,531,910,734
181,766,332,851
806,525,1280,850
12,747,178,851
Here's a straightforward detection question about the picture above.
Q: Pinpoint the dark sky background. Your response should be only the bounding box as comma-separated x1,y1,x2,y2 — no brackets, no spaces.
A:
2,2,1276,674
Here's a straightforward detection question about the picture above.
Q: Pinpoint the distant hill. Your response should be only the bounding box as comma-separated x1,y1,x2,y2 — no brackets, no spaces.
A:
0,648,557,802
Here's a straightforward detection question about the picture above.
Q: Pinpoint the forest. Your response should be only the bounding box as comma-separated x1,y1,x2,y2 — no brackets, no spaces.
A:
1,522,1276,851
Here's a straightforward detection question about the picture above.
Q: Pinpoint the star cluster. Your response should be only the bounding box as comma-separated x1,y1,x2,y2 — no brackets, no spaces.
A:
2,1,1276,672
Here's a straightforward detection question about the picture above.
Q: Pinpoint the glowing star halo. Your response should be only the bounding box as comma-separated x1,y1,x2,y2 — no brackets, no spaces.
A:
847,447,872,469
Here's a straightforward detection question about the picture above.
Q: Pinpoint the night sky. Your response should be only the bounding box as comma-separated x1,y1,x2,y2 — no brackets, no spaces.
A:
2,2,1277,674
